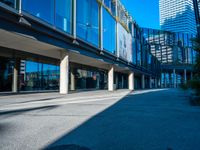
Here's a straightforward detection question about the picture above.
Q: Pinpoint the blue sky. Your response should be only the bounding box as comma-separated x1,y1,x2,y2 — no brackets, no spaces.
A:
120,0,160,29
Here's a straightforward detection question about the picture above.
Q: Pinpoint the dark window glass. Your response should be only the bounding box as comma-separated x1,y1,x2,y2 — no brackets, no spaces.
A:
0,0,18,9
22,0,54,24
0,56,13,92
55,0,72,33
103,8,116,54
76,0,99,47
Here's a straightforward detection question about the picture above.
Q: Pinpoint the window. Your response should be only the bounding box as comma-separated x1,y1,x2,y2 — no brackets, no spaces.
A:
76,0,99,47
22,0,55,24
55,0,72,33
103,8,116,54
0,0,18,9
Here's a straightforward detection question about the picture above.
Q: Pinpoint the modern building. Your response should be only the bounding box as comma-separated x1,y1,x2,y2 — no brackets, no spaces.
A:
0,0,161,94
193,0,200,36
142,28,196,88
159,0,197,35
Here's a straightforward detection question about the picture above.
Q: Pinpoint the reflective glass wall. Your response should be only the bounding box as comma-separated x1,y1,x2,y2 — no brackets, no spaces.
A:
22,0,72,33
103,8,116,54
142,28,197,65
0,56,13,92
76,0,99,47
20,60,60,91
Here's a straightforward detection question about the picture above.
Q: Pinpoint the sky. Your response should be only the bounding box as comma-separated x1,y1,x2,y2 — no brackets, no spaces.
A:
120,0,160,29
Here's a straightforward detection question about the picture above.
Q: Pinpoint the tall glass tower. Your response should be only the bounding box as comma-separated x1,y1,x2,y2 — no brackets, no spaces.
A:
159,0,197,35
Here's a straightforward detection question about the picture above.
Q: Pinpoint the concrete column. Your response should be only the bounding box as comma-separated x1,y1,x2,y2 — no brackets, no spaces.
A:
128,72,134,90
142,74,145,89
108,67,114,91
12,59,20,93
149,76,152,89
70,68,75,91
173,69,176,88
184,69,187,84
60,52,69,94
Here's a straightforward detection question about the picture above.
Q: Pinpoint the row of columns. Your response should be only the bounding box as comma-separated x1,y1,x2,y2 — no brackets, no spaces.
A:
163,69,193,88
11,52,159,94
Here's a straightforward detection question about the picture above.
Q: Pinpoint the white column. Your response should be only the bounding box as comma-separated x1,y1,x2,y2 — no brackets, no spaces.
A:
142,74,145,89
149,76,152,89
184,69,187,84
70,68,75,91
128,72,134,90
12,60,20,93
108,67,114,91
173,69,176,88
60,52,69,94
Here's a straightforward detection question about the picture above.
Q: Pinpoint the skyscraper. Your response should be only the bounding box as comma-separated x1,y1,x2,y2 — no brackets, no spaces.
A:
159,0,197,35
193,0,200,36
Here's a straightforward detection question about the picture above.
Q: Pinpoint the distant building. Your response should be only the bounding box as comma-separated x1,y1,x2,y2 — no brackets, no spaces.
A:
159,0,197,35
193,0,200,36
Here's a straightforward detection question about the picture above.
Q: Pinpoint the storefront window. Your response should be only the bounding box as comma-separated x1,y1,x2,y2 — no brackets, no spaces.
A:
76,0,99,47
0,57,13,92
22,0,55,24
20,60,59,91
103,8,116,54
74,68,107,90
55,0,72,33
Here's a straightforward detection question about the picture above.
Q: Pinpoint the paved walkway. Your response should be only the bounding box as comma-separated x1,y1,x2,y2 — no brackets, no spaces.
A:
0,89,200,150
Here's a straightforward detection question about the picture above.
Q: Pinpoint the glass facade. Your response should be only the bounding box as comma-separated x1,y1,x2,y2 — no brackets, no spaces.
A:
76,0,99,47
0,56,13,92
142,28,197,65
0,0,164,92
73,67,107,90
0,0,18,9
22,0,72,33
103,8,116,54
55,0,72,33
22,0,54,24
20,60,60,91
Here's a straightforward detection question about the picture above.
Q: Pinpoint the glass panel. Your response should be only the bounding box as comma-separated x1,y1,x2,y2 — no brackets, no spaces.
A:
22,0,55,24
0,0,18,9
76,0,99,47
55,0,72,33
104,0,116,16
0,56,13,92
103,8,116,54
20,60,59,91
74,68,107,90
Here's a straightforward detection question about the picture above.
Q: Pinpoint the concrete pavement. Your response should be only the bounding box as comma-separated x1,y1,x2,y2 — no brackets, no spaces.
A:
0,89,200,150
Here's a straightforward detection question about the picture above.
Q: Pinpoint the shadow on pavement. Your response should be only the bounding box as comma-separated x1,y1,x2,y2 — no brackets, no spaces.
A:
0,105,59,117
43,89,196,150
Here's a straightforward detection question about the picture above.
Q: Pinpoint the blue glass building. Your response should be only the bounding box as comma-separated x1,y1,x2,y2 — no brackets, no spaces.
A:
0,0,162,93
